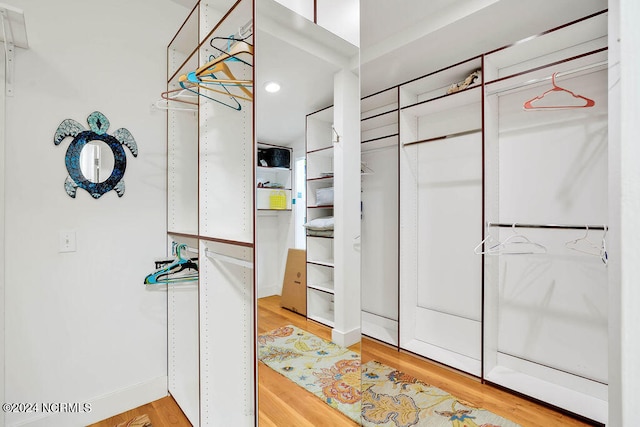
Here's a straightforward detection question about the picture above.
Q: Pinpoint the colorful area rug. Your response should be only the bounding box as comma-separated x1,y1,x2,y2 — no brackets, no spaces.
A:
361,360,521,427
259,325,520,427
258,325,362,423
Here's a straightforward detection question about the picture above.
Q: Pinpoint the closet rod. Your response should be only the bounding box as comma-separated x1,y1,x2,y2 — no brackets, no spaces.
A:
204,249,253,269
485,60,607,96
488,222,607,231
403,128,480,147
178,245,199,254
172,242,199,254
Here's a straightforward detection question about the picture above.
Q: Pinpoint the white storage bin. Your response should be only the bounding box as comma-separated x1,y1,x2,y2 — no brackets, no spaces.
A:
316,186,334,205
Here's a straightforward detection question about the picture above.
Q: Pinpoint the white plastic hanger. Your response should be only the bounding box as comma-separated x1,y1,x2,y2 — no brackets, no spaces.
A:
476,223,546,255
565,225,608,264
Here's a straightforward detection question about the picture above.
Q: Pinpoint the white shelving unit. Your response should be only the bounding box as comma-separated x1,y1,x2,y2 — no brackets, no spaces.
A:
166,1,255,425
303,67,361,347
256,143,292,211
256,143,293,298
305,106,335,328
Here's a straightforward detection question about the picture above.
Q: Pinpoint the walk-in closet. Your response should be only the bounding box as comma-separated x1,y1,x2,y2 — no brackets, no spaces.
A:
3,0,640,426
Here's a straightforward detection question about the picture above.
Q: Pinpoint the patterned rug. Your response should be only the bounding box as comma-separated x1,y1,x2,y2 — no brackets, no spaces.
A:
258,325,362,423
361,360,521,427
259,326,520,427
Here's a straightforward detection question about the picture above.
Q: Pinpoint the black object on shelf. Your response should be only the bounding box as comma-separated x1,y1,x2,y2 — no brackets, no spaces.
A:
261,148,290,168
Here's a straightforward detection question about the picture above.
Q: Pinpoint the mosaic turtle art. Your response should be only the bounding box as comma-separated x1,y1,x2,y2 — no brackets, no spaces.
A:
54,111,138,199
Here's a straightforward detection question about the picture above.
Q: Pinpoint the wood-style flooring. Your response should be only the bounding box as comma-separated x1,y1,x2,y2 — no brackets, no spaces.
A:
91,295,595,427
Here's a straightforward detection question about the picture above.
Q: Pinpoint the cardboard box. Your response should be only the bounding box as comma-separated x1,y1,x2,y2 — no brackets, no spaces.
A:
280,249,307,316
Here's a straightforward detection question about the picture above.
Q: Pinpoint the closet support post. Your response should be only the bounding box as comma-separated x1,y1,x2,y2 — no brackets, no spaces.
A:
0,9,14,96
331,68,361,347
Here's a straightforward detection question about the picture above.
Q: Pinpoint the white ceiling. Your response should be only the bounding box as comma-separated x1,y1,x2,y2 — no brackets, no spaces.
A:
360,0,608,96
255,1,358,146
170,0,608,144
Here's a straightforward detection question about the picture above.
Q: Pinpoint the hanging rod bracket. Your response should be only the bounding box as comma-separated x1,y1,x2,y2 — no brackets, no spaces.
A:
1,3,29,97
0,8,14,96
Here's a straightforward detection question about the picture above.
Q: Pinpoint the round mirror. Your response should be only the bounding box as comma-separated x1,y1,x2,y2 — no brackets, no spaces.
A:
79,140,115,183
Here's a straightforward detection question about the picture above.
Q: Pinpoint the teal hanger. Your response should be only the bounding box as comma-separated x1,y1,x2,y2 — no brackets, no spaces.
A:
144,243,198,284
178,79,242,111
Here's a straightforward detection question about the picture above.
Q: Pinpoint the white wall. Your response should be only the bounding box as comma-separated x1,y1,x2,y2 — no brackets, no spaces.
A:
3,1,186,425
1,32,7,425
613,0,640,425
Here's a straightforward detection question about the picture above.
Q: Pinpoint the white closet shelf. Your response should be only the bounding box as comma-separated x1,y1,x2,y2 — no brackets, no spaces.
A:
306,234,334,240
307,314,335,327
484,49,608,96
307,259,334,268
307,176,334,183
361,104,398,120
362,134,399,151
307,281,335,294
484,11,607,79
307,205,334,209
257,165,290,172
401,85,481,118
307,146,334,155
362,88,398,114
361,109,398,132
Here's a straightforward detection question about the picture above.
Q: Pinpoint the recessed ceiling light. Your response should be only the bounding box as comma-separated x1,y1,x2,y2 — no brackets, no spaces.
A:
264,81,281,93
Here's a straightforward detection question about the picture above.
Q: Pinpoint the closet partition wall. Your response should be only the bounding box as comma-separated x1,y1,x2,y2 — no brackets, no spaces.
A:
399,57,484,376
360,88,399,346
166,5,199,425
166,0,255,425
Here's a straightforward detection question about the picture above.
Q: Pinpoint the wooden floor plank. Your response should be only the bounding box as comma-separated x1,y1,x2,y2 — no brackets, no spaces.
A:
91,295,594,427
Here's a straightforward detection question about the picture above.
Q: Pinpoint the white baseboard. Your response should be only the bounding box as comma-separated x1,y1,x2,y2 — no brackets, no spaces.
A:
11,376,168,427
332,326,361,348
361,311,398,346
257,285,280,299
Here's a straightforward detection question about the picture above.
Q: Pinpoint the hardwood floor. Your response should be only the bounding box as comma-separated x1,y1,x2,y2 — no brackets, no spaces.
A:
92,295,595,427
87,396,188,427
257,296,360,427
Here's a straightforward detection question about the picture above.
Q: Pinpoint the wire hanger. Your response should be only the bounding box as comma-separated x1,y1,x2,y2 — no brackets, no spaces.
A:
182,72,253,102
524,72,595,110
178,78,243,111
178,49,253,109
476,223,547,255
152,99,198,112
144,243,198,284
153,87,198,112
195,40,253,78
186,61,253,101
209,35,253,67
565,225,608,265
160,87,198,105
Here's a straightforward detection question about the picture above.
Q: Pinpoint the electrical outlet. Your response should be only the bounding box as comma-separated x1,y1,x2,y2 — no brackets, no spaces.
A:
59,231,77,253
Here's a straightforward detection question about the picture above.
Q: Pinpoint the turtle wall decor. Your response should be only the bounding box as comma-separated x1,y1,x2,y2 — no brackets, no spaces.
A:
54,111,138,199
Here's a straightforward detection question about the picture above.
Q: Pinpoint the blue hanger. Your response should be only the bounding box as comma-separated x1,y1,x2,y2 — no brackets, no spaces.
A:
178,79,242,111
144,244,198,284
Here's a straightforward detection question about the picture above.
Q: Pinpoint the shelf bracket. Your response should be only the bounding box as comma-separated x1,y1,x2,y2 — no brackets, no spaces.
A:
1,3,29,97
0,8,14,96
